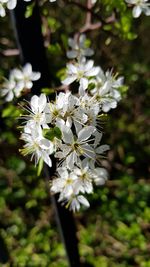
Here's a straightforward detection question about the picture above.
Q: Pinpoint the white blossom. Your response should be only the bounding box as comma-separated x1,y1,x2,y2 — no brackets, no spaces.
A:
92,167,108,185
125,0,150,18
56,125,96,169
68,195,90,212
22,94,52,129
90,69,123,112
67,34,94,60
73,166,93,194
12,63,41,94
20,123,54,167
1,76,16,102
0,0,17,17
51,168,78,198
1,63,41,101
62,59,100,95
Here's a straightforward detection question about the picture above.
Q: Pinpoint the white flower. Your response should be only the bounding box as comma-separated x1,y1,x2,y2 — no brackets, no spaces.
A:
91,69,123,112
49,92,78,124
51,168,77,198
62,60,100,95
20,123,54,167
79,94,100,130
1,63,41,101
125,0,150,18
25,94,51,128
56,125,96,169
12,63,41,94
73,166,93,194
67,34,94,59
92,167,108,185
1,77,16,102
68,195,90,212
0,0,17,17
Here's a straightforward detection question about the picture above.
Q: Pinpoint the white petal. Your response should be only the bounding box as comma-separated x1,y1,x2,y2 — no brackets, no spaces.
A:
68,38,76,49
132,6,142,18
68,64,78,74
79,34,86,45
40,138,52,150
6,91,14,102
0,6,6,17
62,76,76,85
66,51,78,59
100,81,111,95
78,126,95,142
38,93,47,113
41,151,52,167
7,0,17,10
84,60,94,71
96,144,110,154
80,77,88,90
25,81,33,89
78,195,90,208
81,144,95,159
86,66,100,77
93,131,103,148
12,69,23,80
23,63,32,76
70,198,80,212
66,152,76,169
31,95,39,113
61,125,74,144
31,72,41,81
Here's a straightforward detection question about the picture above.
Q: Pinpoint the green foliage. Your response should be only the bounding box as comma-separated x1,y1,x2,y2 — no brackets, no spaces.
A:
25,2,35,18
2,104,20,118
43,127,62,141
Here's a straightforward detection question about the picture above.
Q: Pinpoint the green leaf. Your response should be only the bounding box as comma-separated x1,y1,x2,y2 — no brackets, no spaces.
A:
43,127,62,141
2,105,21,118
53,127,62,140
41,88,55,95
25,2,35,18
37,158,44,177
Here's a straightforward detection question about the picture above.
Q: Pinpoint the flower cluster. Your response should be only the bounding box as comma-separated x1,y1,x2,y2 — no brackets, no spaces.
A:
125,0,150,18
19,34,124,212
1,63,41,101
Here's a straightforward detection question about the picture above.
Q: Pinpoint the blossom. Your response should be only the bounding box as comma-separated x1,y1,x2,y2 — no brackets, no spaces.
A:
62,59,100,95
67,34,94,59
1,76,16,102
12,63,41,94
24,94,51,128
20,122,54,167
92,167,108,185
0,0,17,17
68,194,90,212
51,168,78,198
73,166,93,194
1,63,41,102
90,69,123,112
55,125,96,169
125,0,150,18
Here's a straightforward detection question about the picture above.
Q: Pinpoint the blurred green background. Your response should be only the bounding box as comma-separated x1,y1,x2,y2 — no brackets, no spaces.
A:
0,1,150,266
